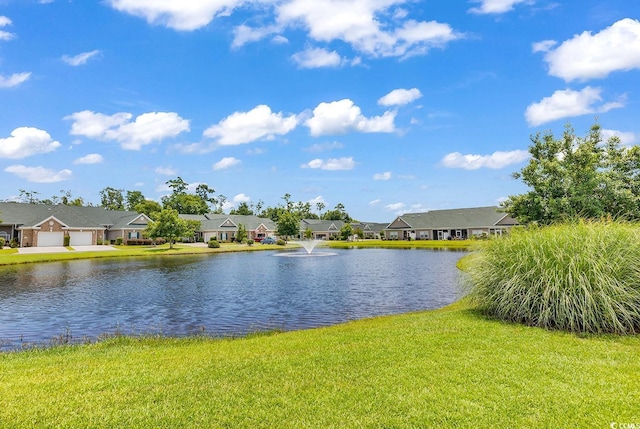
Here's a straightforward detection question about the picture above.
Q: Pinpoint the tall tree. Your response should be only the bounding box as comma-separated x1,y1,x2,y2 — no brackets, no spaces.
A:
502,122,640,224
126,190,146,211
276,211,299,242
134,199,162,216
100,187,125,211
144,208,194,249
229,202,253,215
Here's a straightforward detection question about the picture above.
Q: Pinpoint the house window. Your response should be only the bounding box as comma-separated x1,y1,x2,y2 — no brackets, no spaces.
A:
390,232,399,240
128,231,139,239
419,231,429,240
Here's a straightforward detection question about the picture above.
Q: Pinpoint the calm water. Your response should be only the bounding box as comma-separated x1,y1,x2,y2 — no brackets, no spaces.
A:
0,248,466,349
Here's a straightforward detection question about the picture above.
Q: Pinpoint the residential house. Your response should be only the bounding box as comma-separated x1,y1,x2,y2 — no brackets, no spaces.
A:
299,219,387,240
181,213,277,242
384,206,518,240
0,202,151,247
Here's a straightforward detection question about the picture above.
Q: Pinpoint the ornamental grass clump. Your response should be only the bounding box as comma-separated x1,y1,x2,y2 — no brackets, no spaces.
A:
467,221,640,334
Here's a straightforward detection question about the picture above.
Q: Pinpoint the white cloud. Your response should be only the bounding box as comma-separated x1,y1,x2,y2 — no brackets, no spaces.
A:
601,129,637,146
4,165,72,183
531,40,556,53
468,0,531,14
0,16,15,41
0,127,61,159
305,141,344,153
305,99,395,136
301,157,355,170
369,199,381,206
441,150,530,170
292,47,344,69
204,105,298,145
373,171,392,180
276,1,462,58
213,157,241,170
378,88,422,106
385,202,405,211
232,24,280,48
540,18,640,81
62,50,101,66
308,195,326,206
155,166,177,175
106,0,247,31
73,153,103,164
66,110,190,150
0,72,31,88
232,193,251,203
525,86,625,126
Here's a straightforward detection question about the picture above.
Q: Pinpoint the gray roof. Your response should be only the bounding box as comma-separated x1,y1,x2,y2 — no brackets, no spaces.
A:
387,206,517,230
182,213,276,232
0,202,148,229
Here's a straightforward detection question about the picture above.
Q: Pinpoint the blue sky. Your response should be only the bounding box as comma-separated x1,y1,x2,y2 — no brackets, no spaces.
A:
0,0,639,222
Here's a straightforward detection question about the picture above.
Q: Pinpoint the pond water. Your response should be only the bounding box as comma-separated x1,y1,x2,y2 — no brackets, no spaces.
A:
0,248,466,350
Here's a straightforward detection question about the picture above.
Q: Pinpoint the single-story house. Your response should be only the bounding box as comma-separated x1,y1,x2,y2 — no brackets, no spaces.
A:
0,202,151,247
384,206,518,240
298,219,387,239
181,214,277,242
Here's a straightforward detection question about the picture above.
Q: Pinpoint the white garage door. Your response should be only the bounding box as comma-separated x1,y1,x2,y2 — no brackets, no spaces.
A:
69,232,92,246
38,232,64,247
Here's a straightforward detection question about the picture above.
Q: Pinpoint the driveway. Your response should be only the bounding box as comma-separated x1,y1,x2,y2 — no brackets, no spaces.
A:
17,245,118,254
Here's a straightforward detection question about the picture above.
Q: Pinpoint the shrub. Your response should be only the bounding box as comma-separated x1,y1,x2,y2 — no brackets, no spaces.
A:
208,239,220,249
466,220,640,334
63,235,70,246
154,238,166,245
126,239,153,246
0,237,5,249
115,237,123,245
276,239,286,246
10,238,19,248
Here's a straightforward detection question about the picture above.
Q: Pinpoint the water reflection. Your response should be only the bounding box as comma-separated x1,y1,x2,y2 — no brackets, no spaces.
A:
0,249,466,350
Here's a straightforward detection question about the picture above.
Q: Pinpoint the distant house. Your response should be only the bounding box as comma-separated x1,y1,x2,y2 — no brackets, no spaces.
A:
384,206,518,240
180,214,277,242
299,219,387,240
0,202,152,247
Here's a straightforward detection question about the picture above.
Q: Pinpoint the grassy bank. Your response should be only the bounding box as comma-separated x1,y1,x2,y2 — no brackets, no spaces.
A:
327,239,473,250
0,242,283,266
1,301,637,427
0,240,471,266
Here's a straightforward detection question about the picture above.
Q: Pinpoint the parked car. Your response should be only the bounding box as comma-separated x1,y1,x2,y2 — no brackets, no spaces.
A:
261,237,277,244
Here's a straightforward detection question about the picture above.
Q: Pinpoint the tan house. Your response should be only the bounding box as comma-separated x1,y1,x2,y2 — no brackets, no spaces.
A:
181,214,277,242
384,206,518,240
299,219,387,239
0,202,151,247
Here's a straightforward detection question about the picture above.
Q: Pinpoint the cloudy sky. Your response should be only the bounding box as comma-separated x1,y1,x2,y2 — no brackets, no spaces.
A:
0,0,638,221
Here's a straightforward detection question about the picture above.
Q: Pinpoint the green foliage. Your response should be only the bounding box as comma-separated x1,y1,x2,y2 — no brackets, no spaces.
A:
229,202,253,215
207,238,221,249
10,238,19,248
115,237,123,245
0,237,5,249
236,224,248,243
503,122,640,224
304,227,313,239
276,211,299,240
276,238,286,246
134,199,162,216
125,190,146,211
63,235,70,247
100,187,125,211
339,223,353,240
467,221,640,334
145,208,194,249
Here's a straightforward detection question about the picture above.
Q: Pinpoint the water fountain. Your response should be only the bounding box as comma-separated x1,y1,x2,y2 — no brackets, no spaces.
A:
277,239,336,257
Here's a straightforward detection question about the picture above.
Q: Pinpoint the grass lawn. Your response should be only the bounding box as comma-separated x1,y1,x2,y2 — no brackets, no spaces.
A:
0,242,284,266
328,239,473,250
1,300,638,428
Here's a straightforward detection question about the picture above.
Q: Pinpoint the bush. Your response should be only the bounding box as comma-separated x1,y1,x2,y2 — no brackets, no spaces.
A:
10,238,19,248
0,237,5,249
115,237,123,245
126,239,153,246
208,239,220,249
466,221,640,334
63,235,70,246
154,238,166,245
276,239,286,246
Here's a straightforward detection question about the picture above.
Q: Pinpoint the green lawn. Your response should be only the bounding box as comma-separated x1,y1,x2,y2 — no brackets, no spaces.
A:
1,300,637,428
0,242,283,266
